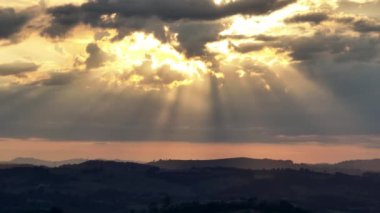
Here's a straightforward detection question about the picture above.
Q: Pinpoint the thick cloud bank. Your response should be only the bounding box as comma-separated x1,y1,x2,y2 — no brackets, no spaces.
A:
0,8,32,39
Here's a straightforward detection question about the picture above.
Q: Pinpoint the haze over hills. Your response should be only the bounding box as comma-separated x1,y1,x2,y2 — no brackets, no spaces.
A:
335,159,380,172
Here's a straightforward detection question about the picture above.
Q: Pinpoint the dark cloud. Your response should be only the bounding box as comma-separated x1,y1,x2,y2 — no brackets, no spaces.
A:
285,12,329,24
285,33,380,62
172,21,224,57
43,0,297,35
39,72,79,86
85,43,113,69
0,62,39,76
42,5,81,38
79,0,296,21
0,8,32,39
352,19,380,33
334,1,380,33
281,8,380,34
233,32,380,63
335,16,380,33
100,16,170,44
43,0,296,56
282,8,380,34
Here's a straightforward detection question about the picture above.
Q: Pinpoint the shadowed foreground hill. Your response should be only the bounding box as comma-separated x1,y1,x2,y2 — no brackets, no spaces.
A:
149,158,296,170
0,160,380,212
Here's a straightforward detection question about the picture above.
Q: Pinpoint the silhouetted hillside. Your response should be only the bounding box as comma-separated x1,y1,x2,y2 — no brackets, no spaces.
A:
0,163,34,169
152,199,308,213
335,159,380,172
5,157,380,175
149,157,296,170
150,158,380,174
0,160,380,212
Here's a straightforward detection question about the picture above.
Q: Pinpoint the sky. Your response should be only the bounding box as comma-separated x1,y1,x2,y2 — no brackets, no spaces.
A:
1,0,380,162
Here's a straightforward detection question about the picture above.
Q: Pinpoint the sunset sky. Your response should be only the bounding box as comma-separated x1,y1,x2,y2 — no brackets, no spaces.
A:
1,0,380,163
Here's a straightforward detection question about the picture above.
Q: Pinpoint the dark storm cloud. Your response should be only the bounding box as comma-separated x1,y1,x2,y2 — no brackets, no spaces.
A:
106,16,168,42
172,21,224,57
41,5,81,38
0,62,39,76
285,12,329,24
232,32,380,63
334,16,380,33
283,8,380,33
43,0,297,36
352,19,380,33
85,43,113,69
0,8,32,39
286,34,380,62
80,0,295,21
42,0,296,56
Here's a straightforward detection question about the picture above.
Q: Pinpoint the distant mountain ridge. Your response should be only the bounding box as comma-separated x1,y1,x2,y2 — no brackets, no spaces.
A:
2,157,380,174
149,157,380,174
1,157,141,168
6,157,87,167
335,159,380,171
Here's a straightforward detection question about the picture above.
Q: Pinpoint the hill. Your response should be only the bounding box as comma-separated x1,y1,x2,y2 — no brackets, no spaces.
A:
335,159,380,172
0,160,380,212
8,157,87,167
150,157,380,174
149,157,296,170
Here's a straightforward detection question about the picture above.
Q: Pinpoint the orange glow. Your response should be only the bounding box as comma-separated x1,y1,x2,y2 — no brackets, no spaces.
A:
1,139,379,164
